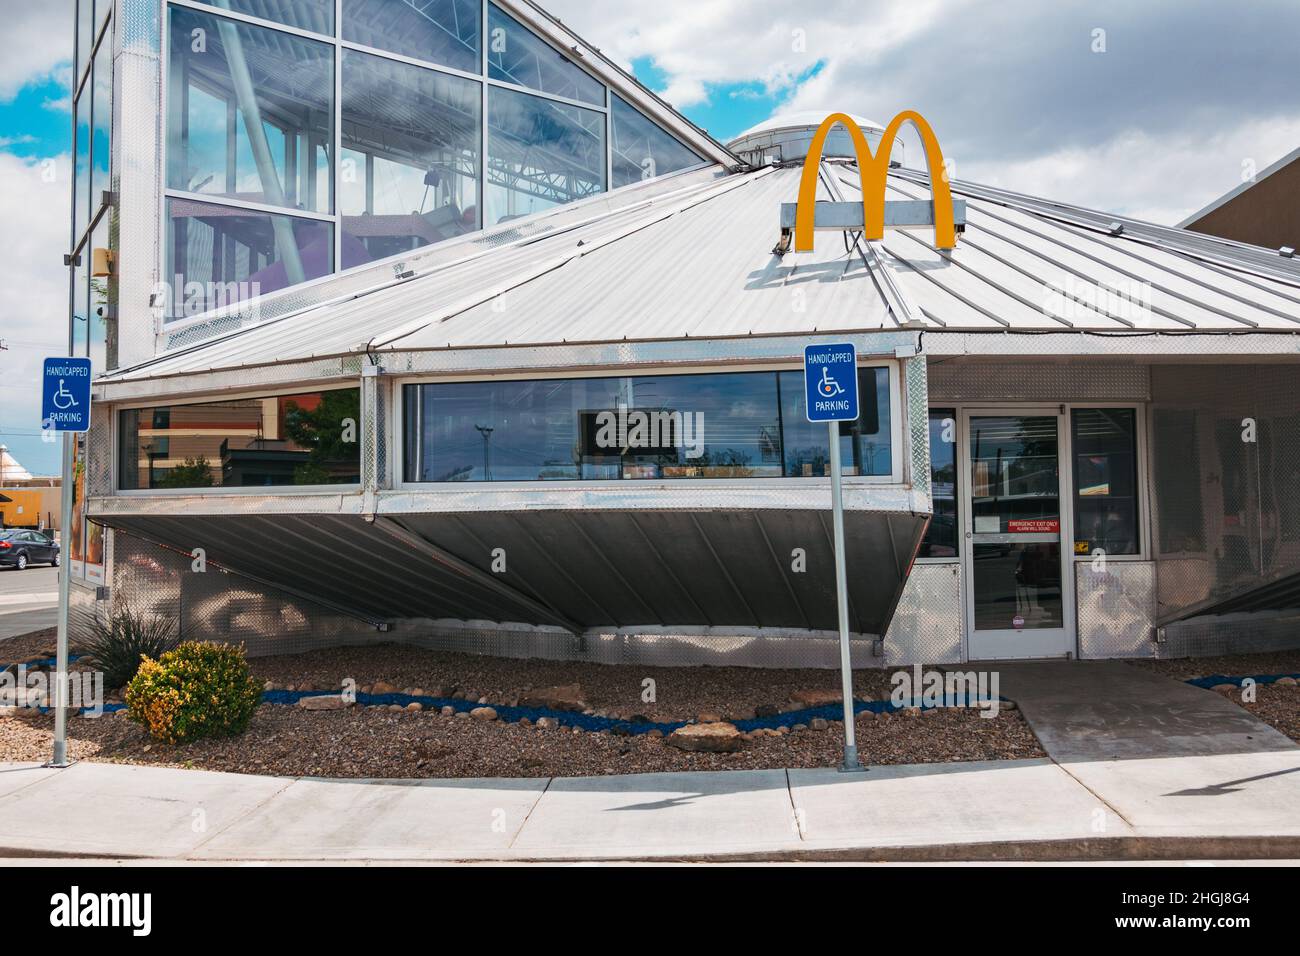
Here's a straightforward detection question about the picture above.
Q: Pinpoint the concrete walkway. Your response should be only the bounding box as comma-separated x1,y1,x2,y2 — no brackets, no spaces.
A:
2,752,1297,862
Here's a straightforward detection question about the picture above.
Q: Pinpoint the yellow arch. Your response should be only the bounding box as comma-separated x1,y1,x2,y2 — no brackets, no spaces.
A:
794,110,956,252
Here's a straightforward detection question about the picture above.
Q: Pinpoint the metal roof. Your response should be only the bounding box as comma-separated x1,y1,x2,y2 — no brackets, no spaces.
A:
102,158,1300,389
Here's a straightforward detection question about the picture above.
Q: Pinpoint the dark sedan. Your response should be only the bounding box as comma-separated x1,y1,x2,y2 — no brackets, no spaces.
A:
0,530,60,569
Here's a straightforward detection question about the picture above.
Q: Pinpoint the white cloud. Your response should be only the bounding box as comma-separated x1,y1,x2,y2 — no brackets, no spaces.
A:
0,2,74,102
0,151,72,473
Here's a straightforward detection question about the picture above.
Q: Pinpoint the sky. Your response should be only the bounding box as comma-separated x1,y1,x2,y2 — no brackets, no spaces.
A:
2,0,1300,476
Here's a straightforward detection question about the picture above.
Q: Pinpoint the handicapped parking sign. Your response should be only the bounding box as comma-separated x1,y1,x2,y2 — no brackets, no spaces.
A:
41,357,93,433
804,343,859,423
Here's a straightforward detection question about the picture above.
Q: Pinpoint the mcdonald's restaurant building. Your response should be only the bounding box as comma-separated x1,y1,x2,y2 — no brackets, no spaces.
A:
68,0,1300,669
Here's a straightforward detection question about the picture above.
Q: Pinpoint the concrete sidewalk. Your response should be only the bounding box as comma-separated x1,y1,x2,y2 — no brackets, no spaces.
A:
2,752,1297,862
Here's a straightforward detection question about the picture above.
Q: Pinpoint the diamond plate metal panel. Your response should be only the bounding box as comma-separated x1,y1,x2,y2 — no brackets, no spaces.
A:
928,360,1150,401
1075,560,1157,659
882,562,962,665
903,353,931,504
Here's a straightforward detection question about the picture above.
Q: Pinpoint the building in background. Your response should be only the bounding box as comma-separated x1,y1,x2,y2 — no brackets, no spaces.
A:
1180,147,1300,253
67,0,1300,667
0,445,61,531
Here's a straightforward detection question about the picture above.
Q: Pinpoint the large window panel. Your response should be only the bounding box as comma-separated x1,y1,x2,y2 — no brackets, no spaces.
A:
486,87,605,225
405,368,895,482
205,0,335,35
76,0,95,85
119,390,362,490
920,409,959,558
343,0,480,75
611,95,703,188
341,48,480,265
165,197,334,318
74,89,90,245
487,3,604,106
777,368,893,478
91,25,112,215
1071,408,1140,556
167,6,334,214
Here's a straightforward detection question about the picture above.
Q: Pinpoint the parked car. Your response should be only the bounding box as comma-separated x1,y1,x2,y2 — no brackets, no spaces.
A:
0,530,60,569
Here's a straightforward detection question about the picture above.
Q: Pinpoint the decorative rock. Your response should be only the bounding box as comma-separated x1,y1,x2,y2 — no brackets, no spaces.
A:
646,729,663,738
263,681,277,691
665,721,745,753
371,681,398,695
518,683,588,712
697,712,723,724
454,710,470,719
388,704,404,712
1001,700,1017,711
440,705,455,717
809,717,829,731
535,717,559,730
1276,676,1297,686
470,706,498,721
518,717,532,727
1210,683,1238,693
477,696,489,705
791,723,808,732
405,702,424,712
754,702,784,718
904,706,921,717
297,695,352,711
789,689,843,706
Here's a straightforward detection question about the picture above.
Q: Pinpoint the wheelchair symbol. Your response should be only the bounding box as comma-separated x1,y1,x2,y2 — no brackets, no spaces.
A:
52,379,79,410
818,366,845,398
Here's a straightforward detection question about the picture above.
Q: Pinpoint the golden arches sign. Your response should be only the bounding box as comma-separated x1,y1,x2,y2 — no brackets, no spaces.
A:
794,111,957,252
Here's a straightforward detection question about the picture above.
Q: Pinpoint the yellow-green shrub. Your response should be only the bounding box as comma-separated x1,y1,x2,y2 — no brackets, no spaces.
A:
125,641,262,744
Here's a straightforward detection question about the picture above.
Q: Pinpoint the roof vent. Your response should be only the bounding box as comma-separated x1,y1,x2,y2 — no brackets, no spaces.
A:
1108,222,1125,237
1280,246,1295,258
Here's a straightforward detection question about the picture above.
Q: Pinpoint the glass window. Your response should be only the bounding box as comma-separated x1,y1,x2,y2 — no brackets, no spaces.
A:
119,390,362,490
165,197,334,318
74,89,90,246
405,368,894,482
486,87,605,225
90,24,112,216
343,0,480,75
611,95,703,188
340,48,480,265
1071,408,1140,556
76,1,95,86
167,6,334,214
204,0,335,35
777,368,892,478
487,3,603,106
70,252,89,360
920,409,958,558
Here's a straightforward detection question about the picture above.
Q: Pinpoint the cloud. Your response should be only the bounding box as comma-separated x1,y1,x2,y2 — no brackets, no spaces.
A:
0,151,72,474
0,2,74,103
548,0,1300,224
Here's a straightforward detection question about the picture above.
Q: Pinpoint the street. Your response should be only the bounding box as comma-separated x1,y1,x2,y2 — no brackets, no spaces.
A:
0,565,58,641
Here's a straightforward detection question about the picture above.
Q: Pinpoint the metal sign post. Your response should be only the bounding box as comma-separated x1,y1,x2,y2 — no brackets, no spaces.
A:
803,343,865,773
41,356,93,769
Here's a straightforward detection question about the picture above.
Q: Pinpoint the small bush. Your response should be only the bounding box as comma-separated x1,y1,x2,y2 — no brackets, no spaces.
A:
125,641,262,744
81,607,181,689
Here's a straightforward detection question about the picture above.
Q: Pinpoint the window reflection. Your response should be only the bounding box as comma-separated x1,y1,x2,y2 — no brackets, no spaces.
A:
119,390,362,490
920,409,958,557
343,0,480,74
165,197,334,317
211,0,335,34
90,23,112,219
405,369,893,482
611,95,702,188
341,49,480,263
487,87,605,225
167,6,334,213
1071,408,1139,556
488,3,604,106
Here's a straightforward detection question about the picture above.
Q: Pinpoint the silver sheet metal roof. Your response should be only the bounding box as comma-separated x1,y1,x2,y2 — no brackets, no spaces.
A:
103,159,1300,388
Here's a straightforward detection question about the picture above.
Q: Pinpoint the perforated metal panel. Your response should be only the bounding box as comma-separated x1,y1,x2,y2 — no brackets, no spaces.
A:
1075,561,1157,659
1160,610,1300,658
928,360,1150,402
882,562,962,665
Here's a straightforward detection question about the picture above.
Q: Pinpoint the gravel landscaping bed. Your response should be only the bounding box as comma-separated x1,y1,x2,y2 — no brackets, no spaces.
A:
1127,651,1300,744
0,627,61,666
1,641,1044,778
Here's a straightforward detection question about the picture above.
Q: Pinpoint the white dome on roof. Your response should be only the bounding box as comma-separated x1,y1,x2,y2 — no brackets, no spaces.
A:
731,111,884,142
726,111,900,166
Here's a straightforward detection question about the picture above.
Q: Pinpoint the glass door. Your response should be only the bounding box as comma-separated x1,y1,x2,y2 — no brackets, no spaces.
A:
963,410,1074,660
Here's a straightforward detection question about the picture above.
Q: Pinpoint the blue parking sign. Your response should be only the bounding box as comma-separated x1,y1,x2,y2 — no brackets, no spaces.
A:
804,343,859,423
41,357,93,433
